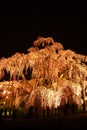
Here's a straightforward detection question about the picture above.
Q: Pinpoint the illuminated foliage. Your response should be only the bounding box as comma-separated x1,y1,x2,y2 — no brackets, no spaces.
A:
0,36,87,116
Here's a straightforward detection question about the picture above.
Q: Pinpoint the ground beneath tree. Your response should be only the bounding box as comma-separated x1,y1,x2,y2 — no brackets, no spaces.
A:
0,114,87,130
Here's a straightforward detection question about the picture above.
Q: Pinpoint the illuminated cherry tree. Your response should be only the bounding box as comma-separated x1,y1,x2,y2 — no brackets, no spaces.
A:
0,36,87,117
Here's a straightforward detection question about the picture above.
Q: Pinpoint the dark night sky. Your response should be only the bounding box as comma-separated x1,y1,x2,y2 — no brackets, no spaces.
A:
0,4,86,58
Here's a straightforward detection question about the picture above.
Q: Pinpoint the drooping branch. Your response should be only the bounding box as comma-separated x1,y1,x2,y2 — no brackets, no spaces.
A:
33,36,54,48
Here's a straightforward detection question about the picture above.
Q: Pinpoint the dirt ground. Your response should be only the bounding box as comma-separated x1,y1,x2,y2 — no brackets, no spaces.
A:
0,114,87,130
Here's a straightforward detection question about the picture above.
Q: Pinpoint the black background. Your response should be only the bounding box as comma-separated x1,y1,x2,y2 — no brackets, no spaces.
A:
0,3,86,58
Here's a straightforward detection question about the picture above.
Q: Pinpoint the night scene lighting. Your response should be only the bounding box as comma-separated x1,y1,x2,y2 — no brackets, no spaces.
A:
0,37,87,123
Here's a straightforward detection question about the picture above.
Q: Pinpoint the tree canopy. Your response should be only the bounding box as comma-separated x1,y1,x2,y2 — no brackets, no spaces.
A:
0,36,87,115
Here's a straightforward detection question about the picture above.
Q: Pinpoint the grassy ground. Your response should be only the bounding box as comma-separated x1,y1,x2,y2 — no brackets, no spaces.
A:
0,114,87,130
